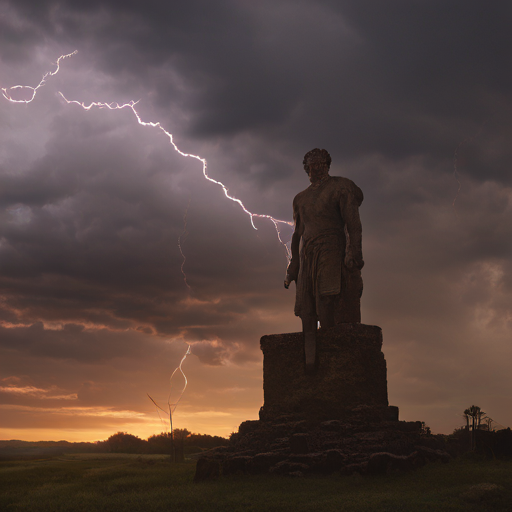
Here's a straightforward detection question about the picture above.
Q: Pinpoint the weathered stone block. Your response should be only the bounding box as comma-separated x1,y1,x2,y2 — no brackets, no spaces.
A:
260,323,391,422
290,433,310,454
222,455,253,475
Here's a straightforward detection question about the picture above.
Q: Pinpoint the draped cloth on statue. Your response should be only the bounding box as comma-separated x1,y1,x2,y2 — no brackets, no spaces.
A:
294,231,343,318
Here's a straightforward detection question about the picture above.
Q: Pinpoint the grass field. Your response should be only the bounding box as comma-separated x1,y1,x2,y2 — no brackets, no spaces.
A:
1,453,511,511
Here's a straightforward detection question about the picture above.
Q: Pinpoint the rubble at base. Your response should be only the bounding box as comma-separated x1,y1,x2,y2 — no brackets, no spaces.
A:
194,412,451,482
194,326,452,482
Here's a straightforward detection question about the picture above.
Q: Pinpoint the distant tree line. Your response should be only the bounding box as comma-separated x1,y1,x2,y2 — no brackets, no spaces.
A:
97,429,229,456
0,430,229,460
0,440,100,460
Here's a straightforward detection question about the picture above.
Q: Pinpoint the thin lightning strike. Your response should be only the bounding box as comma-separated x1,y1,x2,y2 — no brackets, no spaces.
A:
167,344,191,415
178,197,192,289
2,51,293,260
272,219,292,261
148,344,191,451
58,91,294,243
4,53,295,450
2,51,77,103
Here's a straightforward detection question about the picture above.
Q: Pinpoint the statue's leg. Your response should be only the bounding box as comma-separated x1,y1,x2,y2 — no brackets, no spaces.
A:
318,295,337,329
302,316,317,374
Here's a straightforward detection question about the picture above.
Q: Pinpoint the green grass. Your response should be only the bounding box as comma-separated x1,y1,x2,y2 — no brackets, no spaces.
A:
1,454,511,511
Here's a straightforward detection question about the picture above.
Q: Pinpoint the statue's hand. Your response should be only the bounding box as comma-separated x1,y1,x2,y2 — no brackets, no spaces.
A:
284,274,294,289
345,252,364,271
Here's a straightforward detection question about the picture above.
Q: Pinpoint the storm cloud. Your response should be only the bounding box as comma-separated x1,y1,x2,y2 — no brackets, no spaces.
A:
0,0,511,439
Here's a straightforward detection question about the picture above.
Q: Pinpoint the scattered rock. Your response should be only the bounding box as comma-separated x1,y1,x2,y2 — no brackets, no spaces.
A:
323,449,347,473
269,460,310,475
222,456,253,475
366,452,414,475
251,452,284,473
194,415,451,481
288,453,325,468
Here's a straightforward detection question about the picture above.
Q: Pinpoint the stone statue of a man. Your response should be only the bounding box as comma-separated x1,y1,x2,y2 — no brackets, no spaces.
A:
284,148,364,373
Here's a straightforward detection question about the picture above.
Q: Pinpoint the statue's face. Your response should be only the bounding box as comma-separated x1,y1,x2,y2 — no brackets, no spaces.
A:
305,159,329,182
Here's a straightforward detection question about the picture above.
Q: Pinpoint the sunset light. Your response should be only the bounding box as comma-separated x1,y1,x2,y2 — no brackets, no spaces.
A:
0,0,510,450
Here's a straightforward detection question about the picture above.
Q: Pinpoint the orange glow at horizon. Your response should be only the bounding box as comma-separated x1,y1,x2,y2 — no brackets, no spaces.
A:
0,406,259,442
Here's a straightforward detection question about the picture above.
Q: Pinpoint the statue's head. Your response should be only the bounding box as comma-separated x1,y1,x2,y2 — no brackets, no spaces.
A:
303,149,331,181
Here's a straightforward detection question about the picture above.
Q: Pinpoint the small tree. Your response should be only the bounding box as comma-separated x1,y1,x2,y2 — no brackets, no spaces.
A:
147,432,173,454
463,405,486,450
463,411,470,431
105,432,146,454
420,422,431,435
483,416,493,431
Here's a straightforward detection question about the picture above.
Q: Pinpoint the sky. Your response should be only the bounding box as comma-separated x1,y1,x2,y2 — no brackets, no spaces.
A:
0,0,511,441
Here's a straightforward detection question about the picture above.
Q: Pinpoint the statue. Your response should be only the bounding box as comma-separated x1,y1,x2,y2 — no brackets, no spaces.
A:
284,149,364,373
194,150,421,484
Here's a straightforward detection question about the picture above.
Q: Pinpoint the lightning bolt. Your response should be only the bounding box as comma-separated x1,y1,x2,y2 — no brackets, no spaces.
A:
2,51,293,261
178,196,192,290
147,344,191,423
4,54,288,450
57,91,294,240
167,344,191,415
2,51,77,103
147,344,191,462
3,51,293,442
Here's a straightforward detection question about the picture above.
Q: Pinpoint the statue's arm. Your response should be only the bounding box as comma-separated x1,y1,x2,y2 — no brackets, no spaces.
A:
342,186,364,270
284,200,303,289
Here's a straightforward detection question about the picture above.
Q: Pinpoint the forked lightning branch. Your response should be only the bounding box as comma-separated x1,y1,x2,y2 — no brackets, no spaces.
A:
2,51,293,263
1,51,295,433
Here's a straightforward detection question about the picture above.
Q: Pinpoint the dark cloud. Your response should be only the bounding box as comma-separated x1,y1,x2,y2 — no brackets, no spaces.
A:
0,322,159,363
3,0,510,164
0,0,511,438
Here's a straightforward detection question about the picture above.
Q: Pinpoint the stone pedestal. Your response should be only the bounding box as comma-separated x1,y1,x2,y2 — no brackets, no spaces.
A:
194,323,450,482
259,323,397,422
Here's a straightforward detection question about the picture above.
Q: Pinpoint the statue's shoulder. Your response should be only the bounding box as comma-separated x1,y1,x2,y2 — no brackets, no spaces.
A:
292,188,309,206
330,176,363,205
